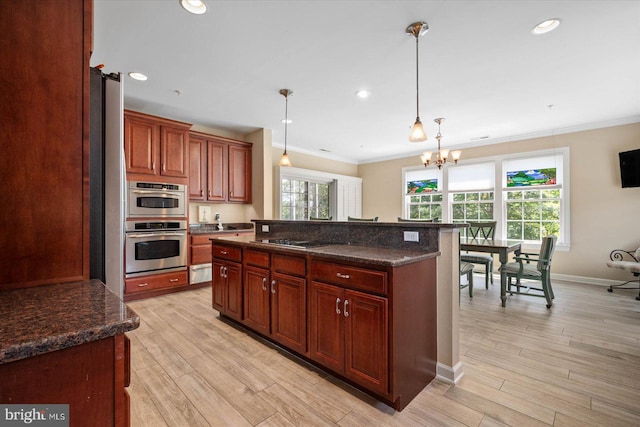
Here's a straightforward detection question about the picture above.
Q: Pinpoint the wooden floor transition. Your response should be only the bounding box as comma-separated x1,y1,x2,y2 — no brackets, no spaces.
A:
126,277,640,426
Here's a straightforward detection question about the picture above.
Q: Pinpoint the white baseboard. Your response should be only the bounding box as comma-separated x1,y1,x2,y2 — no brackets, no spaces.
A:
436,361,464,384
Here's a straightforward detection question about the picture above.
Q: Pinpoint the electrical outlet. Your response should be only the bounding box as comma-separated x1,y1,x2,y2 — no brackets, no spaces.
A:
403,231,419,242
261,225,270,232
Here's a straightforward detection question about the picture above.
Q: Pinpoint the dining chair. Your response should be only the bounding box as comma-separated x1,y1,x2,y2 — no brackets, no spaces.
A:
347,216,378,221
397,217,434,222
460,261,475,300
500,235,557,308
460,221,497,289
310,216,332,220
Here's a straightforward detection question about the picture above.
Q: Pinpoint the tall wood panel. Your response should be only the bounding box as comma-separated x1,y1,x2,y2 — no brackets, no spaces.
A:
0,0,92,288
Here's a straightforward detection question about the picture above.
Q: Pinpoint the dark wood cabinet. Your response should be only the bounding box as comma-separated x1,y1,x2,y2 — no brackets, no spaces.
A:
243,251,307,354
212,244,243,321
309,276,388,395
124,110,191,183
189,131,252,203
124,270,188,301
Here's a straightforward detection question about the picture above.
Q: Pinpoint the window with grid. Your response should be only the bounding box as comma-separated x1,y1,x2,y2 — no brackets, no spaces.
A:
448,162,495,237
280,178,330,220
404,169,442,220
503,153,563,243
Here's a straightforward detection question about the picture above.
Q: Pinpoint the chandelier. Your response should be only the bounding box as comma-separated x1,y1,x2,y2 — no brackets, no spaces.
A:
278,89,293,167
406,21,429,142
420,118,461,169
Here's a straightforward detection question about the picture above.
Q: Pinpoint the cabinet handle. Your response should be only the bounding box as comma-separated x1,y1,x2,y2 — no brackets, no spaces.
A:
208,190,211,198
220,266,225,278
220,250,228,255
344,300,349,317
223,266,228,278
262,277,267,291
137,283,149,287
151,162,155,171
169,278,179,282
162,163,166,172
336,298,341,315
336,273,351,279
200,190,203,197
271,280,276,294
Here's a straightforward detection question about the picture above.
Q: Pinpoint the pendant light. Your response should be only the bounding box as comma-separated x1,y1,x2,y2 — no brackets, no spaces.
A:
278,89,293,167
406,21,429,142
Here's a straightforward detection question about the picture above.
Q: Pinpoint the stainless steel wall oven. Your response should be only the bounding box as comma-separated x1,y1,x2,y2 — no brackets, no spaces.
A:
125,220,187,277
127,181,186,218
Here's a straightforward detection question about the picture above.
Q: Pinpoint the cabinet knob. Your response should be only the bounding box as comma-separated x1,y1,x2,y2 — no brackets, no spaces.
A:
336,298,341,315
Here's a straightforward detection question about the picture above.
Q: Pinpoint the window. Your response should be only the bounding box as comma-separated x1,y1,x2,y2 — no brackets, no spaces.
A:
405,170,442,220
506,188,561,241
402,147,570,247
281,178,330,220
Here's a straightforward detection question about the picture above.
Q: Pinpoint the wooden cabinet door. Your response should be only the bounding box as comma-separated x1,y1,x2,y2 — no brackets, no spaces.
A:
188,135,206,200
344,290,388,395
228,144,251,203
212,261,226,312
244,266,270,335
225,261,243,321
309,282,344,373
271,272,306,354
160,126,188,178
207,140,227,201
124,115,157,175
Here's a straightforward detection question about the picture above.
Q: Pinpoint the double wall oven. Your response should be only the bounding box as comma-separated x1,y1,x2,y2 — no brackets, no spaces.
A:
125,181,188,278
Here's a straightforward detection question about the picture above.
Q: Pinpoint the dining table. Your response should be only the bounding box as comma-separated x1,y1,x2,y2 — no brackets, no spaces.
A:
460,237,523,307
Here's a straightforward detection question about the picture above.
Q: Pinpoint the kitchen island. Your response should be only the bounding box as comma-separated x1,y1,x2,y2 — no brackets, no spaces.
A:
210,220,458,411
0,280,139,426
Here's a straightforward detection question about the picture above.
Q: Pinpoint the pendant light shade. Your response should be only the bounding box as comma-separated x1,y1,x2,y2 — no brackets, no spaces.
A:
278,89,293,167
406,21,429,143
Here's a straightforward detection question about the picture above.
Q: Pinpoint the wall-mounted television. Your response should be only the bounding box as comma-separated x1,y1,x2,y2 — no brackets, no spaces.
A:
619,148,640,188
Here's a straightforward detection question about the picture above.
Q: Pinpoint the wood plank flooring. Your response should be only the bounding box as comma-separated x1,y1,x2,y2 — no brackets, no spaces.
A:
126,278,640,426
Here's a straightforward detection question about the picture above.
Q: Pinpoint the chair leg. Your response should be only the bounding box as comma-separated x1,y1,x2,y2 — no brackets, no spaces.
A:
542,276,553,308
468,271,473,298
484,262,489,289
489,260,494,285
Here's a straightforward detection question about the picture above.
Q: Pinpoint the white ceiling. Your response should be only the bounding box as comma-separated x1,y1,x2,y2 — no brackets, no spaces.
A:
92,1,640,164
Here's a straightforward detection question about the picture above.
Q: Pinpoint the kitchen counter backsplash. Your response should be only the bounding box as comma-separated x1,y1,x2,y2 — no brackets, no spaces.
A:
251,220,453,253
190,222,253,234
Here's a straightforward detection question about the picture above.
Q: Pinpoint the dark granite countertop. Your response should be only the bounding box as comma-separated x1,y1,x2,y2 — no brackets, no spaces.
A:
0,279,140,365
190,222,253,234
211,235,438,267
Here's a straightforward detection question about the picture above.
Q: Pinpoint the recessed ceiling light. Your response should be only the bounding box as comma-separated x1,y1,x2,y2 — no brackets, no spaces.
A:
179,0,207,15
281,119,292,124
532,18,561,35
356,90,370,99
128,72,147,81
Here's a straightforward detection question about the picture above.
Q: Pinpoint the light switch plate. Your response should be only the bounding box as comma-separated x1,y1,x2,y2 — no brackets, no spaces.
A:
261,225,270,232
403,231,419,242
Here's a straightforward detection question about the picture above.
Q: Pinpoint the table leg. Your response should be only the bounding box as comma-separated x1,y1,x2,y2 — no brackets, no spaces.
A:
499,249,508,307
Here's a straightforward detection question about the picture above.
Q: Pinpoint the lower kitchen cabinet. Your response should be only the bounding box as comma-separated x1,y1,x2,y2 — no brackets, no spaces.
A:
243,251,307,354
309,281,388,395
124,270,188,301
212,243,243,321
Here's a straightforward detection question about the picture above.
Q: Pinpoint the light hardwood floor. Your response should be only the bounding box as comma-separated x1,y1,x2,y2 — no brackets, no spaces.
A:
126,278,640,426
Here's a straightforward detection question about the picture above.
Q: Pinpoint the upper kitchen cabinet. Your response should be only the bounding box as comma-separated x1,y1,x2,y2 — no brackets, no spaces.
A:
189,131,252,203
124,110,191,184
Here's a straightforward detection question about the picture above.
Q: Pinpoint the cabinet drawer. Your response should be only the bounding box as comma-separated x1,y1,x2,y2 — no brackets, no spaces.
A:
311,260,387,294
211,244,242,262
245,249,270,268
125,270,188,294
191,244,211,265
273,254,305,277
191,234,214,245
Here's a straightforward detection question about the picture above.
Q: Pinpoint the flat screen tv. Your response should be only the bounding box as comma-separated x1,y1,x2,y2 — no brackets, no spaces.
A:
619,148,640,188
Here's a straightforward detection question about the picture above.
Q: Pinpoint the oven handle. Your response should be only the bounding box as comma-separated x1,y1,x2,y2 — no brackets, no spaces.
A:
126,232,186,238
131,190,183,197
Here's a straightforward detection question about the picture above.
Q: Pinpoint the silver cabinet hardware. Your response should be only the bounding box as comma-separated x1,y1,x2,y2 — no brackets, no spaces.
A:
336,298,341,314
336,273,351,279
